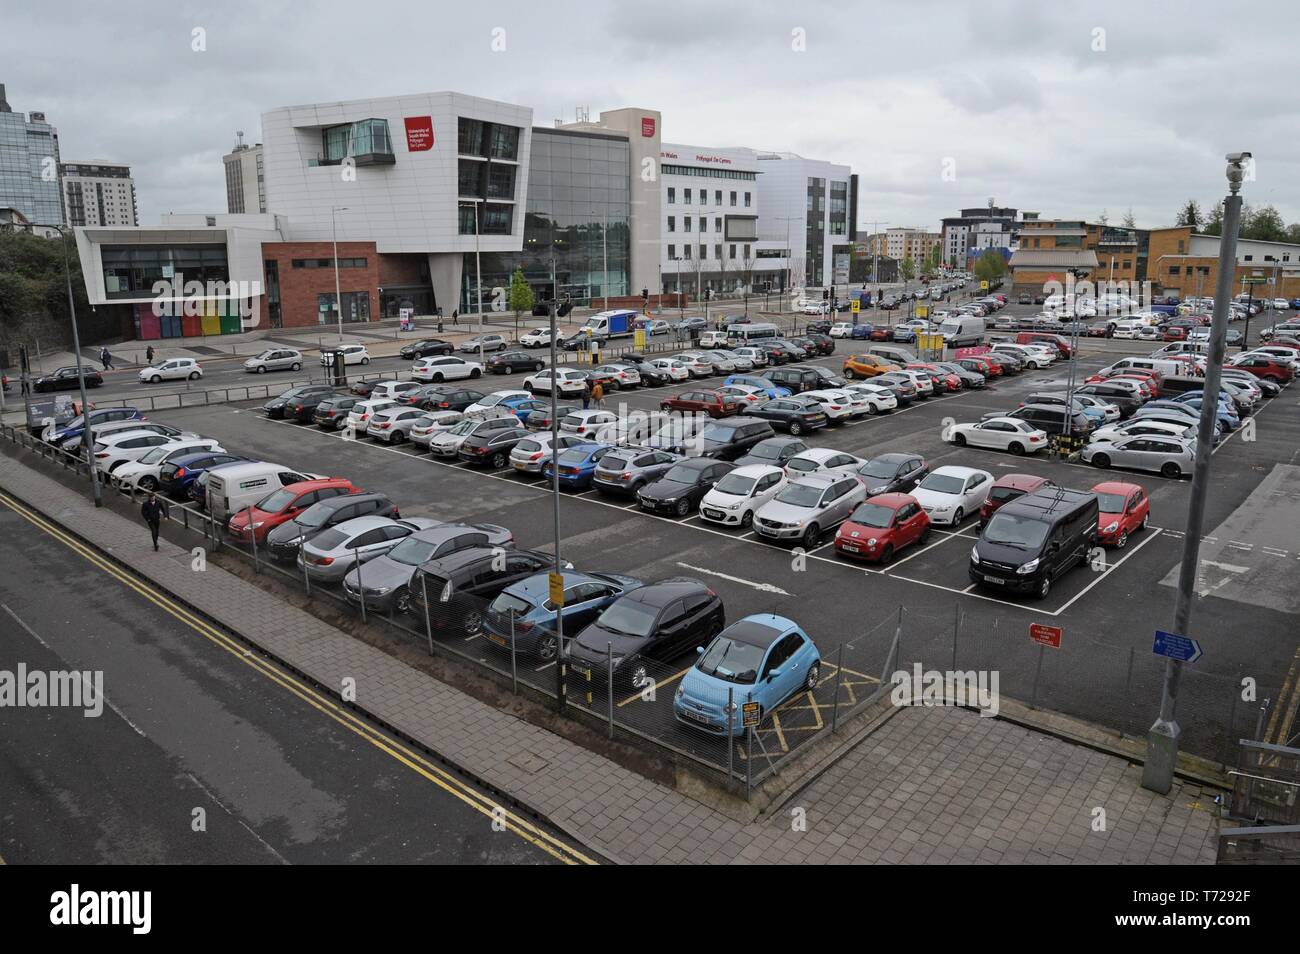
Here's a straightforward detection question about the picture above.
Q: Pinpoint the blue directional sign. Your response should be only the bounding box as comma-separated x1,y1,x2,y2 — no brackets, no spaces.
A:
1153,631,1203,663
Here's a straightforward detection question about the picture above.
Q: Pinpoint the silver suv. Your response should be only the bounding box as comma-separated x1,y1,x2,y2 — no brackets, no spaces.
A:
753,472,866,548
592,447,682,496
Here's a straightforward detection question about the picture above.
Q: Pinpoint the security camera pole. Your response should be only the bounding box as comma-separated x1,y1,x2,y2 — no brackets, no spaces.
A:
1142,152,1249,794
548,258,566,713
55,226,101,507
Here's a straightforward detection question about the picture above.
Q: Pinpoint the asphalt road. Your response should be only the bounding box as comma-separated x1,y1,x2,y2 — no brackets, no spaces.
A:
0,500,591,864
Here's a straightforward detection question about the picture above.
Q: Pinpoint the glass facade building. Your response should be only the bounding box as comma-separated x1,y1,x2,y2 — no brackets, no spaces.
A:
0,98,63,227
461,128,630,312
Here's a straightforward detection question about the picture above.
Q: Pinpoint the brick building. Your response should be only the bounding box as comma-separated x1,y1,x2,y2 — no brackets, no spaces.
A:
1147,226,1300,301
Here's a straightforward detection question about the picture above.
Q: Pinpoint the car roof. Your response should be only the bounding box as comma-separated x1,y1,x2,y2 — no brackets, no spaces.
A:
1092,481,1142,496
930,465,987,478
314,491,389,511
621,577,708,607
319,514,397,539
794,447,841,461
992,473,1050,491
724,615,795,649
865,492,914,508
999,488,1098,520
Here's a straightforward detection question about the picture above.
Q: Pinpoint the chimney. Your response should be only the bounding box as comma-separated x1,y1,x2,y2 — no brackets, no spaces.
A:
0,83,10,113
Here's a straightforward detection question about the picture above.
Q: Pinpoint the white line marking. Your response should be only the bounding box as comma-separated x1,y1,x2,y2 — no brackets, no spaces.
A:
1201,559,1249,573
675,563,792,595
1050,528,1165,616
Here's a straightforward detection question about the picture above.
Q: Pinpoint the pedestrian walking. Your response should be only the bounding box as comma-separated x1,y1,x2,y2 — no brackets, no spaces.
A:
141,492,169,551
99,346,112,371
145,345,155,364
1105,323,1114,339
452,309,459,326
581,380,591,410
591,381,604,409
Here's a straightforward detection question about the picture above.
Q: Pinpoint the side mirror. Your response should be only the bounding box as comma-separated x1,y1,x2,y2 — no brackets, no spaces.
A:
768,667,783,682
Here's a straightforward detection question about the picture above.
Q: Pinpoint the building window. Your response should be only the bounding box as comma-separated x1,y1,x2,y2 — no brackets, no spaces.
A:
481,203,513,234
715,190,722,205
459,204,478,235
318,291,371,324
667,187,675,204
458,118,484,156
292,258,368,268
744,244,751,258
744,192,751,208
697,189,706,207
683,246,691,260
715,244,723,261
684,189,692,205
699,217,707,233
699,244,707,260
487,165,516,200
667,216,675,233
684,218,691,232
667,244,676,260
1244,255,1253,262
730,191,736,206
458,159,483,197
489,125,519,160
729,244,736,259
715,217,722,233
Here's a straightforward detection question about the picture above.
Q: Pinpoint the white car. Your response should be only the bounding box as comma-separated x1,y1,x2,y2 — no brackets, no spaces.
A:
898,369,935,397
110,438,224,491
366,405,429,443
1073,394,1121,422
409,410,465,448
843,382,898,414
801,301,830,315
594,364,642,389
698,465,787,528
1272,298,1292,310
346,397,399,434
991,343,1050,370
945,417,1048,455
523,367,589,396
560,409,619,438
139,357,203,383
464,389,532,417
731,347,768,367
911,466,993,526
1090,418,1195,444
519,328,554,348
412,355,482,382
93,431,203,476
427,416,519,458
367,380,423,402
646,358,691,382
829,322,855,338
784,447,864,479
710,349,753,372
675,352,715,378
320,344,371,366
800,389,857,423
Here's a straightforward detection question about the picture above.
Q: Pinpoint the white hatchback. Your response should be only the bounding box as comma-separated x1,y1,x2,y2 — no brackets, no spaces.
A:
411,355,482,382
699,465,787,528
319,344,371,366
139,358,203,383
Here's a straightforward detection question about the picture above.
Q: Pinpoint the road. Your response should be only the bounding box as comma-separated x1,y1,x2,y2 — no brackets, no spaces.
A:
0,497,593,864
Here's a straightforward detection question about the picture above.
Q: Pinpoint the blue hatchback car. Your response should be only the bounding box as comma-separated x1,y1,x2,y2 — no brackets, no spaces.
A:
723,374,791,399
1173,392,1239,429
542,442,614,489
159,452,250,499
849,323,872,339
481,571,643,661
674,614,821,736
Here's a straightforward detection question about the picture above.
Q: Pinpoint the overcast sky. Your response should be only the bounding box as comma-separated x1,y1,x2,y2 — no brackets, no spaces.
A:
7,0,1298,232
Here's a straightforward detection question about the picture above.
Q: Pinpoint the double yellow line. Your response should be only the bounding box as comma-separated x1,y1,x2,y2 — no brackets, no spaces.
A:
0,490,597,866
1265,645,1300,748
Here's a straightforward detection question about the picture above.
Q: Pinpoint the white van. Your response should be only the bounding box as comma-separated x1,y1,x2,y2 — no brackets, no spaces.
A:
207,462,318,524
1150,341,1210,358
1102,357,1184,379
729,322,780,343
938,315,985,347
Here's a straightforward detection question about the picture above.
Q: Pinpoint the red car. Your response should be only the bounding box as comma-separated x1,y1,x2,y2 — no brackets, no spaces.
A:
1230,354,1293,385
1110,373,1159,399
966,355,1002,377
979,473,1057,526
908,363,961,392
834,493,931,564
659,389,740,418
1015,332,1074,358
227,478,361,544
1092,481,1149,548
868,325,893,341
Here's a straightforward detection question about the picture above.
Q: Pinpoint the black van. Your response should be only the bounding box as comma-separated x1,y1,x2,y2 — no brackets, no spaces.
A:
765,366,823,393
696,417,776,460
968,488,1098,599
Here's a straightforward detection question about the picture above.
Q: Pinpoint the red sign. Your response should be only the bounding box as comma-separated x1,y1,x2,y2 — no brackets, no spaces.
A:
1029,624,1062,649
641,117,656,138
955,345,990,358
404,116,434,151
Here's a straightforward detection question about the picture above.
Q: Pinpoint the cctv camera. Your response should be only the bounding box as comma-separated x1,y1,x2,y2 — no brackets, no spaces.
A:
1225,152,1252,163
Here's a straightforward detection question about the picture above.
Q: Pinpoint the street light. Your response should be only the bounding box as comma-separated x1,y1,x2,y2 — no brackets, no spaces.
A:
330,206,349,341
50,225,102,507
1142,152,1251,794
459,199,485,367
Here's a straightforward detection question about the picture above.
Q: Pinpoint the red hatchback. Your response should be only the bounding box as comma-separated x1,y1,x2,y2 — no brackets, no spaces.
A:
834,493,931,564
908,363,961,392
966,355,1002,377
659,389,741,418
1231,354,1295,385
1092,481,1149,548
979,474,1057,526
227,478,361,544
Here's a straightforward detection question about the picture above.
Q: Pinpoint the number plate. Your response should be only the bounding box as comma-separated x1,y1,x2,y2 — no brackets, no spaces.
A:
487,633,507,647
512,462,527,471
983,574,1004,584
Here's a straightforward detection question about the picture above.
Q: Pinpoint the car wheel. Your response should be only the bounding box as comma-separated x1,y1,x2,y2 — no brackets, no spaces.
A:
291,362,301,372
869,402,882,415
804,662,820,692
491,451,507,469
741,510,754,529
395,588,411,615
880,544,894,565
1116,529,1129,549
952,432,966,446
432,373,444,383
1036,575,1051,600
789,421,803,436
470,368,481,379
952,508,964,526
628,661,648,689
1091,453,1110,469
919,525,932,544
463,610,483,636
504,365,513,374
844,368,856,379
391,431,405,444
361,357,370,365
150,374,162,384
189,371,201,380
1161,461,1182,478
256,365,266,374
803,523,821,548
537,632,558,661
675,499,691,517
1008,441,1024,455
138,475,158,492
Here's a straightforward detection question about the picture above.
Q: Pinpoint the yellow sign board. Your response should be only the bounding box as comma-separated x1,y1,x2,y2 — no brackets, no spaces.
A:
549,572,565,607
917,333,945,352
634,328,647,349
916,305,929,319
742,701,761,728
851,299,860,314
980,280,989,290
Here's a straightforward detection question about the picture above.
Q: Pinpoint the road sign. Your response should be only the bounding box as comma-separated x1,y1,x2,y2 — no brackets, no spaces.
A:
1029,623,1062,649
1243,276,1268,284
980,280,989,290
1152,630,1203,663
851,299,860,314
916,305,929,319
548,572,565,607
742,701,761,728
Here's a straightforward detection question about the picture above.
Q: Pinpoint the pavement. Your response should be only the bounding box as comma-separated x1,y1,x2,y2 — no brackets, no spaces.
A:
0,438,1223,864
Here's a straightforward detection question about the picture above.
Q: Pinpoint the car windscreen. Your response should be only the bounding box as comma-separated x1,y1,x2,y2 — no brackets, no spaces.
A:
748,442,783,461
1095,492,1127,513
138,446,172,464
981,512,1050,550
713,473,756,496
294,502,335,529
700,423,738,443
387,536,440,566
489,591,533,616
786,457,818,473
847,502,894,528
697,636,763,683
774,483,823,507
448,420,476,436
859,459,898,480
919,473,964,494
988,486,1027,504
257,487,298,512
310,528,350,551
557,448,592,465
594,601,657,638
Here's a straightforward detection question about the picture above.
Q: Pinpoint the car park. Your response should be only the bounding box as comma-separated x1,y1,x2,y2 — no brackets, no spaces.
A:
1092,481,1150,549
911,466,993,526
412,355,483,382
226,479,361,544
753,472,866,547
243,348,303,373
674,615,820,735
638,458,734,516
969,488,1098,600
264,492,399,562
319,344,371,366
139,357,203,383
834,493,931,564
946,417,1048,455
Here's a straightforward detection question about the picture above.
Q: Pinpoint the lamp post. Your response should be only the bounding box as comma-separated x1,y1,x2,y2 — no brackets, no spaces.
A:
459,199,485,367
49,226,102,507
1142,152,1251,794
330,206,349,341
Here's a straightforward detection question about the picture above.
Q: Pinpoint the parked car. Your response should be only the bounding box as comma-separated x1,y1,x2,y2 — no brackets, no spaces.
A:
978,474,1057,527
834,494,932,564
227,478,361,545
693,417,777,461
263,384,338,422
698,464,787,528
158,451,248,500
457,425,530,468
93,431,210,477
542,442,615,489
723,374,790,398
346,397,399,435
946,417,1048,455
243,348,303,374
853,454,928,496
1092,481,1150,549
842,382,899,414
109,439,224,492
264,492,398,562
488,350,547,374
482,571,644,662
911,466,993,526
969,488,1098,599
638,458,734,516
1080,434,1195,478
353,525,520,618
427,416,521,458
591,446,682,495
753,472,867,547
734,435,808,469
312,393,360,429
405,384,487,412
299,516,443,584
749,395,830,435
659,389,742,418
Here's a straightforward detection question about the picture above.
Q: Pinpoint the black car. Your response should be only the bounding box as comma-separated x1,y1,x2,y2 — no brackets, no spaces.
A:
405,384,486,412
33,366,103,392
408,547,555,634
695,417,776,461
522,403,579,430
1073,383,1142,418
567,578,725,688
263,384,336,420
771,340,808,362
734,435,808,469
749,396,829,435
755,341,789,365
637,458,734,517
982,352,1023,374
488,350,547,374
805,319,834,335
854,453,929,495
398,339,454,360
765,366,824,393
313,393,360,429
457,425,530,468
805,333,836,355
807,366,847,389
264,492,397,562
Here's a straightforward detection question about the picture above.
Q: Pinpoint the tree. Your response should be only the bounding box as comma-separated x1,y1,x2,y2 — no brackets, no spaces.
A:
0,230,93,354
1243,204,1287,243
973,249,1006,286
1122,208,1136,229
738,247,757,316
507,267,534,317
1203,202,1224,236
1176,200,1202,229
925,244,942,275
900,255,916,281
1098,209,1109,226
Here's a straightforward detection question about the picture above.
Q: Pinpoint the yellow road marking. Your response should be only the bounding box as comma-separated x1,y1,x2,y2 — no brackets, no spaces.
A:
0,491,596,866
1265,644,1300,745
617,666,689,708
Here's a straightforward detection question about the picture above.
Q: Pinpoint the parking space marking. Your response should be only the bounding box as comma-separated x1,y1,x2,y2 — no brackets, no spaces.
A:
675,562,792,595
1048,528,1165,616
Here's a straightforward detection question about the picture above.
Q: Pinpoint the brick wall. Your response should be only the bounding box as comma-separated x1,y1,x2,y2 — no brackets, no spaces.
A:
259,241,379,329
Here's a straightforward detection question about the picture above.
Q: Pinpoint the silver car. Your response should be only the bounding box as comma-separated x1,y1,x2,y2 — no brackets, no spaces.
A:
696,351,738,373
509,432,587,474
299,516,442,583
410,410,465,449
340,522,514,612
710,349,753,372
753,472,867,547
592,446,683,496
426,416,518,458
593,364,642,389
243,348,304,374
1081,434,1196,478
367,405,429,443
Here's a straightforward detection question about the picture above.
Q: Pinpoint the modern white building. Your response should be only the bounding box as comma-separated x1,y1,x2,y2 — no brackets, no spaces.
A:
61,161,137,227
223,140,265,214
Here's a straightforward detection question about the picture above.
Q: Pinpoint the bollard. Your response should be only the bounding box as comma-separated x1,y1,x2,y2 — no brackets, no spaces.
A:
831,642,845,734
354,548,367,623
421,572,433,655
726,686,735,781
509,613,518,695
247,505,260,573
301,545,312,596
1030,643,1045,709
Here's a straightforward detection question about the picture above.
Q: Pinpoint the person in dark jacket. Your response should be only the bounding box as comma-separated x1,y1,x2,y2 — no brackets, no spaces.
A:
145,345,155,364
141,492,169,551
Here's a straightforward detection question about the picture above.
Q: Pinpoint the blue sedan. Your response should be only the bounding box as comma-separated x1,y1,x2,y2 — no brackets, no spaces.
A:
481,571,643,661
159,452,250,498
542,442,614,489
674,614,821,736
723,374,791,399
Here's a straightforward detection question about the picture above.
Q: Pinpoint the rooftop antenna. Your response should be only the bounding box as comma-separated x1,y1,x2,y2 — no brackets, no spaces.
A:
236,129,245,148
575,105,589,123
